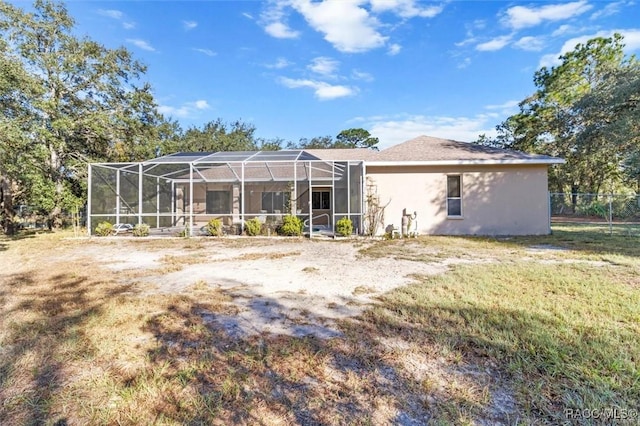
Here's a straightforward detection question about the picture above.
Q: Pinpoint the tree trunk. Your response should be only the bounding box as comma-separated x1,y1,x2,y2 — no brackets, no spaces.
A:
1,175,16,235
47,143,64,229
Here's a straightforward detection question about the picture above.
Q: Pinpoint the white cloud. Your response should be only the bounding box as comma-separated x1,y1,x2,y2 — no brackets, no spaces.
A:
356,114,498,149
264,21,301,39
513,36,546,52
457,57,471,69
242,12,254,20
158,100,210,118
388,43,402,55
590,1,629,20
291,0,387,53
192,48,217,57
98,9,123,20
193,100,210,109
279,77,356,100
539,29,640,68
265,57,293,69
308,57,339,77
501,1,592,30
183,20,198,30
98,8,135,29
261,1,301,39
369,0,444,18
126,39,156,52
352,69,374,82
476,35,513,52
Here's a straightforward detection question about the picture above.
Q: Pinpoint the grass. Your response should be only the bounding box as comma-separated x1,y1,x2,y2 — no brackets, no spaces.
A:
0,224,639,424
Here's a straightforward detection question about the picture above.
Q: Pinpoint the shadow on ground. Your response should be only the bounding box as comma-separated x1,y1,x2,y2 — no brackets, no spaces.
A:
0,271,134,425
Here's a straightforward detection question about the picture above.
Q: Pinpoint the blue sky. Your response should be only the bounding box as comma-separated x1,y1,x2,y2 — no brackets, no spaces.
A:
25,0,640,149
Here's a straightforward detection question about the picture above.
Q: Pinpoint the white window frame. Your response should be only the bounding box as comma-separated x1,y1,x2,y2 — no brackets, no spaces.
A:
446,174,463,218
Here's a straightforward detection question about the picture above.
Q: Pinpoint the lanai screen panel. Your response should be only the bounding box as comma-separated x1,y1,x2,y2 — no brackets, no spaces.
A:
89,152,366,235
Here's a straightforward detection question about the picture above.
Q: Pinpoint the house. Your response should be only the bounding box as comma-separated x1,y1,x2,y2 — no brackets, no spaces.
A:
87,135,563,236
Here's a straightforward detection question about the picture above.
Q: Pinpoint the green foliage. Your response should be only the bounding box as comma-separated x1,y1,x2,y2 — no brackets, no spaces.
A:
277,215,303,236
132,223,150,237
206,218,223,237
576,201,608,219
289,128,379,150
0,0,163,229
477,33,640,194
335,128,379,150
244,217,262,236
176,227,189,238
335,217,353,237
94,221,113,237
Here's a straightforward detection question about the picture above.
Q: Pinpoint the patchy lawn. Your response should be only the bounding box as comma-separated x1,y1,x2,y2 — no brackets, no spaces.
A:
0,226,638,425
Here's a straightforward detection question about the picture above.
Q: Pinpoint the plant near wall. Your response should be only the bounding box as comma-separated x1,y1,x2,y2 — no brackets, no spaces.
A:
364,177,390,237
206,218,223,237
132,223,150,237
277,215,303,236
336,217,353,237
244,217,262,236
94,221,113,237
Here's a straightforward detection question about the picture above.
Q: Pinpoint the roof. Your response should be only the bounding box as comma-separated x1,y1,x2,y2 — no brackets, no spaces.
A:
148,150,320,164
372,135,564,165
305,148,380,161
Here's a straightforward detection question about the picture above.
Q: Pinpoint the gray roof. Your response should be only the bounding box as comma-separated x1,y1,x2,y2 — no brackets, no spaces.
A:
305,148,380,161
373,135,563,164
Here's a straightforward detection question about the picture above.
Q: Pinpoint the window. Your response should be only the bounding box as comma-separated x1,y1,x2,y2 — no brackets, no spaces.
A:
312,191,331,210
206,190,230,214
447,175,462,217
261,191,290,213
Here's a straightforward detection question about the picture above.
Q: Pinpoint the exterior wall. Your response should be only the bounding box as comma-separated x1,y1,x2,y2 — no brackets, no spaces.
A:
366,164,550,236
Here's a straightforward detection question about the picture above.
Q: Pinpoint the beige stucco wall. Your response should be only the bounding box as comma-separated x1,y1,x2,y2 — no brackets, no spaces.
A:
366,164,550,236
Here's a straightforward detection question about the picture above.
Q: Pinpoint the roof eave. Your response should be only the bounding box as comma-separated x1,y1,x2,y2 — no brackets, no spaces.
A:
366,159,565,166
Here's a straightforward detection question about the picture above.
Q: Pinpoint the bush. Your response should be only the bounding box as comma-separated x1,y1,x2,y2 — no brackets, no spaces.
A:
244,217,262,236
132,223,150,237
335,217,353,237
277,215,303,236
206,218,223,237
95,221,113,237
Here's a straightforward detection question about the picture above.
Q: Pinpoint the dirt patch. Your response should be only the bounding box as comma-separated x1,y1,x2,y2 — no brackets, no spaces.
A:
94,239,451,338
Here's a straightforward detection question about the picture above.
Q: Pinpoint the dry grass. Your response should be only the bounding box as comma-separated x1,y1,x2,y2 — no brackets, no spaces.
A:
1,225,639,424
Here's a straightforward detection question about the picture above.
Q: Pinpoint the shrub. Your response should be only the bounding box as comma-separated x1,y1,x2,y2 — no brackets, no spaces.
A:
277,215,303,236
176,227,189,238
335,217,353,237
206,218,224,237
244,217,262,236
95,221,113,237
132,223,150,237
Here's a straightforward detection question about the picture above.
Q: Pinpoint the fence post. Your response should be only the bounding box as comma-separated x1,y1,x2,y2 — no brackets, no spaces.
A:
609,193,613,236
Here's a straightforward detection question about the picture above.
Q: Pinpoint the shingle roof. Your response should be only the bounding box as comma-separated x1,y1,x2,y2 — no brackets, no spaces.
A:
304,148,380,161
374,135,562,163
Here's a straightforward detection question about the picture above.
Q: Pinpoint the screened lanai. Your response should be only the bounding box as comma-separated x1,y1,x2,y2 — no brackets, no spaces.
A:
88,150,365,236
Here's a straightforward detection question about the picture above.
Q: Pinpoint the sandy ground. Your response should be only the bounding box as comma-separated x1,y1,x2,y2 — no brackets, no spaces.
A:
77,237,461,338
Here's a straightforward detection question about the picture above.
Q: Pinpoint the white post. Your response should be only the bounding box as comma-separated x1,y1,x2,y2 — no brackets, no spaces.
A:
331,161,335,233
138,163,143,226
609,193,613,236
171,181,175,226
241,162,245,230
116,169,121,225
189,164,194,236
156,177,160,229
308,161,313,238
87,164,92,235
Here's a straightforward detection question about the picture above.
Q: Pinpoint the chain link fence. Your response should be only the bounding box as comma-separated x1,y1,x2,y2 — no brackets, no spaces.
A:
550,193,640,235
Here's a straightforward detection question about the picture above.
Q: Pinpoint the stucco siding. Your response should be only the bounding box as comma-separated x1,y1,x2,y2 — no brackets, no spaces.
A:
366,164,550,236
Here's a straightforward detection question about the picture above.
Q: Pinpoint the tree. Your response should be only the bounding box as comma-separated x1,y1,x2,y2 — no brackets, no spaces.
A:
335,128,379,150
0,0,162,229
478,34,640,194
161,119,258,154
291,128,379,150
